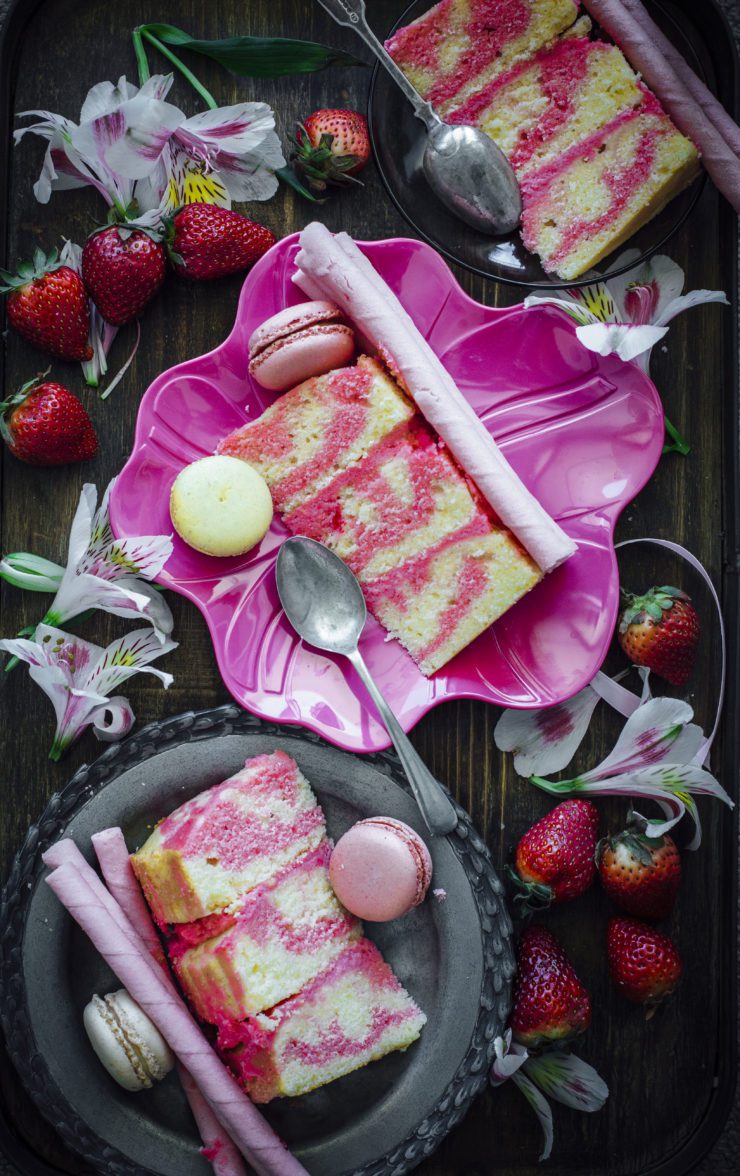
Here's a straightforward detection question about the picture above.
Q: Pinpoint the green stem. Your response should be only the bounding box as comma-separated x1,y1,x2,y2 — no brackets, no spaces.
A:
140,28,218,109
662,414,690,456
132,26,151,85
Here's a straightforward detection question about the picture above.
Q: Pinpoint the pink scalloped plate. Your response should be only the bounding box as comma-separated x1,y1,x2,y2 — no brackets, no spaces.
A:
110,233,664,753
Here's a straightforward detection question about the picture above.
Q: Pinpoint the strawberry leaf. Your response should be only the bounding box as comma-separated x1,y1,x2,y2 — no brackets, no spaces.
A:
139,23,366,77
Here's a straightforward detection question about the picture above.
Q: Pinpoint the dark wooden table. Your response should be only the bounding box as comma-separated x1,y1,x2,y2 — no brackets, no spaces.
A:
0,1,737,1174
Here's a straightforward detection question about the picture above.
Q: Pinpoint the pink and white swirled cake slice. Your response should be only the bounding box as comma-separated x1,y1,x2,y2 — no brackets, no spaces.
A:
225,939,427,1103
171,842,361,1022
130,751,325,925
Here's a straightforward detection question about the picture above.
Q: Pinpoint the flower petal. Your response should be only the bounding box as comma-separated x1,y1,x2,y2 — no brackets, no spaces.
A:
0,553,63,592
523,292,598,326
653,289,729,328
79,77,140,123
88,695,136,742
495,684,600,777
491,1031,529,1085
177,101,276,154
512,1071,554,1161
217,132,285,202
577,696,702,781
104,95,186,178
522,1051,608,1113
80,628,177,696
575,322,668,362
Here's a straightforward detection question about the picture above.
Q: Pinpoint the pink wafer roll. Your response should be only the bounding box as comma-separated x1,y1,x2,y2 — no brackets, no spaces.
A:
91,829,247,1176
43,857,307,1176
292,223,576,574
582,0,740,212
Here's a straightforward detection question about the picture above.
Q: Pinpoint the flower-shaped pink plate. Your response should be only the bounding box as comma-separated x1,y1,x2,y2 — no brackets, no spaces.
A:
110,233,664,753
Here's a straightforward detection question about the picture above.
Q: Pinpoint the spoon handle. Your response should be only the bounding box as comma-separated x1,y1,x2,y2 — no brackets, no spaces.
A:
347,649,458,837
314,0,439,131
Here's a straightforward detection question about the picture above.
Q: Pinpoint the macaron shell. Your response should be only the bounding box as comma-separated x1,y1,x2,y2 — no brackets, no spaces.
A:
329,817,433,922
83,990,174,1092
248,299,343,355
249,323,356,392
170,454,273,557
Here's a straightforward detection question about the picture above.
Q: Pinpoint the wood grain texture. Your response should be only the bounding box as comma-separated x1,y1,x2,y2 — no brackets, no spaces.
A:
0,1,736,1174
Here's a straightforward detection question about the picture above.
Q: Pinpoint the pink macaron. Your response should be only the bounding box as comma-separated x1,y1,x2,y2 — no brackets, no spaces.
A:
248,300,356,392
329,817,433,922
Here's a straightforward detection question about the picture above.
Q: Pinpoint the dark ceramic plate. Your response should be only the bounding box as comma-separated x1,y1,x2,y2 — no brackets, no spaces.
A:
0,707,514,1176
369,0,706,288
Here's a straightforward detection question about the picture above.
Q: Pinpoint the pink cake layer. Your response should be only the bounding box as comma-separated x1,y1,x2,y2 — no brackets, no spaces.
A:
519,94,700,278
385,0,579,116
171,842,361,1022
130,752,326,925
448,35,644,178
217,355,414,515
221,939,427,1103
282,416,490,581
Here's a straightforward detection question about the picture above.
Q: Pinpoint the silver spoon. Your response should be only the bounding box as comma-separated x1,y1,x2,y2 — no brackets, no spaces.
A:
276,537,458,836
314,0,522,234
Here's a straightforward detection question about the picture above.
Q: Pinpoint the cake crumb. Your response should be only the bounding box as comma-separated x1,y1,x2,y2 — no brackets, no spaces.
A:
433,888,447,903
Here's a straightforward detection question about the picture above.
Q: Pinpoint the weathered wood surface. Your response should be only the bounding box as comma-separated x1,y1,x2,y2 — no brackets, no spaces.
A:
0,0,736,1173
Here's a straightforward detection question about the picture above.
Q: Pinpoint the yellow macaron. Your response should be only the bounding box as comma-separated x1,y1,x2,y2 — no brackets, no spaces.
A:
170,455,273,557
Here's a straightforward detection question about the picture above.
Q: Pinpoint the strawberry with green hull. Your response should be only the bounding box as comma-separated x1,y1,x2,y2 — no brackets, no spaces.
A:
165,205,277,281
0,375,97,466
618,585,699,686
597,816,681,921
511,926,591,1051
82,225,167,326
0,249,92,361
507,799,599,912
292,109,370,194
607,916,682,1013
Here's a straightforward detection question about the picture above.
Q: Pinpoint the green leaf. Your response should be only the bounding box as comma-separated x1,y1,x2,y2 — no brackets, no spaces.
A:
275,166,326,203
139,23,366,78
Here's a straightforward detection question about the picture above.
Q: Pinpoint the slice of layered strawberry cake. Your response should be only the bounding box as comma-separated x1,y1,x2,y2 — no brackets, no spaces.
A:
131,751,326,925
225,940,427,1103
132,753,426,1102
219,361,540,675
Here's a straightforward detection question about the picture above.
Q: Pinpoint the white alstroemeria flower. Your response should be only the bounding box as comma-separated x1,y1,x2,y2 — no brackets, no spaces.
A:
524,250,728,372
107,97,285,213
492,1040,608,1163
490,1030,529,1086
531,697,734,849
1,480,174,643
493,668,647,778
14,75,182,213
0,625,176,760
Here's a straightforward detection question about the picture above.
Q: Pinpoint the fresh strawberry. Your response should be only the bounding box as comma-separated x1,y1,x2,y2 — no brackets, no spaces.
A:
165,204,276,281
617,585,699,686
0,248,92,361
82,225,166,326
292,108,370,193
507,799,599,911
597,817,681,921
607,916,682,1012
511,925,591,1049
0,374,97,465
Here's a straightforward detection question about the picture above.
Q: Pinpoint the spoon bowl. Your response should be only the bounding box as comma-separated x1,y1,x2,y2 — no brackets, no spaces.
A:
423,122,522,235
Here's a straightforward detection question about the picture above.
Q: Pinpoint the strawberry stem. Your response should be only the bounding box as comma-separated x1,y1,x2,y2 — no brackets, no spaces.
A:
139,28,218,110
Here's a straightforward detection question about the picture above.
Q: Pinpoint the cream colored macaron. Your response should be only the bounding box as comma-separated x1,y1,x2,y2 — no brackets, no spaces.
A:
170,455,273,557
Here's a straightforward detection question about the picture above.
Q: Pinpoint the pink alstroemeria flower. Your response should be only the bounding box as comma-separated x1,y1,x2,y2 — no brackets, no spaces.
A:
531,697,734,849
0,479,173,642
524,250,728,372
0,625,176,759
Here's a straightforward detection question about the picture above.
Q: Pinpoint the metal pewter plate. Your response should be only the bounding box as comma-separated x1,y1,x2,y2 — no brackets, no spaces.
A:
0,706,514,1176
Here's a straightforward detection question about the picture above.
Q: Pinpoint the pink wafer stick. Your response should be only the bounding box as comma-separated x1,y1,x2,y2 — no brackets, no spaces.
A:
90,829,248,1176
620,0,740,157
582,0,740,212
44,857,307,1176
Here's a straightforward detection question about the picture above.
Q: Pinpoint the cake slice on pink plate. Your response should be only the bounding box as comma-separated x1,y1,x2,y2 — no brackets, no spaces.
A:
224,939,427,1103
130,751,326,925
171,842,361,1022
